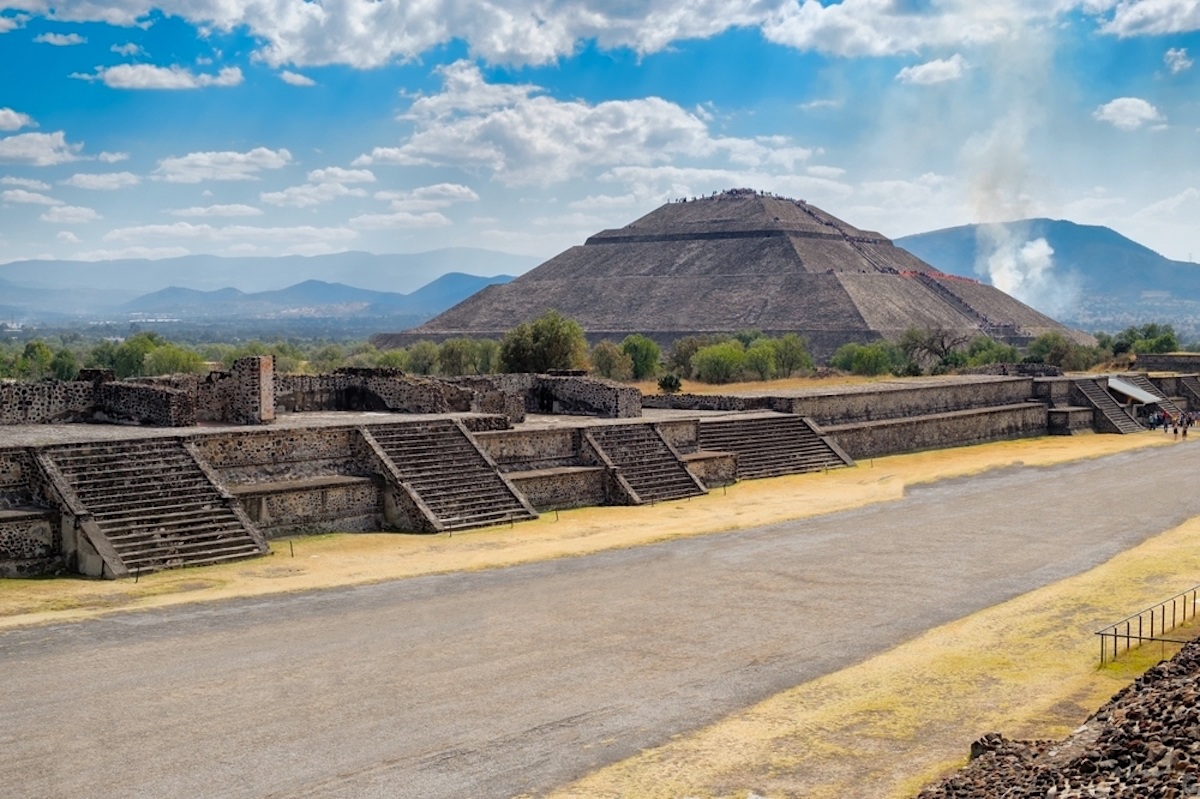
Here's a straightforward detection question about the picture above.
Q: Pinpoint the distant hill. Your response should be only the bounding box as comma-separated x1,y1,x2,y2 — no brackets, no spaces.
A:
119,274,514,322
0,249,532,323
895,219,1200,334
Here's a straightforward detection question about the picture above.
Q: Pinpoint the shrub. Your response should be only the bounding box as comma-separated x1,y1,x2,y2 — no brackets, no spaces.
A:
591,340,633,381
657,373,682,394
620,334,660,380
691,341,746,384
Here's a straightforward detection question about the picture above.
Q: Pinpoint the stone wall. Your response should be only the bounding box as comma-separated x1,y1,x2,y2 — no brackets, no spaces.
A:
509,467,607,511
229,356,274,425
0,380,94,424
234,477,383,538
826,403,1047,459
94,382,195,426
682,452,738,488
0,512,59,577
275,369,476,416
526,375,641,418
1135,353,1200,373
475,428,581,473
191,426,365,486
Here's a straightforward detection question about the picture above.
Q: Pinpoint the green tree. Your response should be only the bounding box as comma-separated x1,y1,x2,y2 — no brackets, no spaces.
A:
17,340,54,379
591,340,633,380
1025,333,1105,371
499,310,588,373
374,348,409,370
144,344,206,376
406,340,440,375
666,334,728,378
770,334,814,377
113,332,165,378
744,338,777,380
830,341,898,376
308,343,347,374
620,334,660,380
438,338,480,376
85,340,119,370
965,336,1020,367
691,341,746,384
50,348,79,381
475,339,501,374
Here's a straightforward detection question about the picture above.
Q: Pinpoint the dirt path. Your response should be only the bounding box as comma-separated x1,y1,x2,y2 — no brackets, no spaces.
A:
2,434,1197,799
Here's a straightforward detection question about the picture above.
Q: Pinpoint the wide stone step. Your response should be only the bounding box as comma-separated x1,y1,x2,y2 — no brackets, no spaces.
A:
120,545,264,570
112,530,256,557
86,492,222,514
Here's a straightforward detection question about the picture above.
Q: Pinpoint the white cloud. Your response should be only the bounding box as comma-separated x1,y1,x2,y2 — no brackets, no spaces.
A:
1093,96,1165,130
98,151,130,163
1166,47,1193,73
41,205,101,224
0,108,36,131
0,131,83,165
896,53,969,85
1101,1,1200,36
1132,187,1200,220
73,64,244,90
307,167,375,184
800,99,842,111
111,42,142,56
168,204,264,217
61,171,140,189
260,181,367,207
73,246,193,261
34,32,86,46
807,165,847,179
373,182,479,211
355,61,813,186
102,221,358,246
154,147,292,182
279,70,316,86
2,189,62,205
0,176,49,190
0,15,24,34
56,231,80,243
348,211,452,230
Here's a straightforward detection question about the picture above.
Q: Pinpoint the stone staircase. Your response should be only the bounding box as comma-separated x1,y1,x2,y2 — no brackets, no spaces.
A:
588,424,707,504
1123,374,1184,418
368,420,537,530
40,439,267,573
1074,379,1143,434
698,414,854,479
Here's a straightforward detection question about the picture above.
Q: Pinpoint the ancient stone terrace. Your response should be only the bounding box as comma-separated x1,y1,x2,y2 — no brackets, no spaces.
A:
3,370,1198,578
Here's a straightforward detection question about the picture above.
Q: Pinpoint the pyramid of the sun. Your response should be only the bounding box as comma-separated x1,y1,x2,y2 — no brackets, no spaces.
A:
384,189,1089,358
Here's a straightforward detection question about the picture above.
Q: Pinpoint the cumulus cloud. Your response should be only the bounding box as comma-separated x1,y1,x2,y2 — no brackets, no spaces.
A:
373,182,479,211
279,70,316,86
98,151,130,163
896,53,968,85
73,64,244,90
307,167,375,183
1101,1,1200,36
154,147,292,182
41,205,101,223
57,231,80,243
0,108,35,131
0,176,50,190
168,204,264,217
1166,47,1193,73
1093,96,1165,130
260,181,367,207
34,32,86,46
354,61,813,186
0,131,83,165
348,211,452,230
111,42,142,56
2,189,62,205
60,171,140,189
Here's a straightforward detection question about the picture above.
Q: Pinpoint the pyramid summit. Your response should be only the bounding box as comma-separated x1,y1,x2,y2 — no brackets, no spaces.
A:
380,189,1090,358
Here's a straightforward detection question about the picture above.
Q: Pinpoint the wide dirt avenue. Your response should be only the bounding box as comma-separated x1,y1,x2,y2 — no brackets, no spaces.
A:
3,442,1199,798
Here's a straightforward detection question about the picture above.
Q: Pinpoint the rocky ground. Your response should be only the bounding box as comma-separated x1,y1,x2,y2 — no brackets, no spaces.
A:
918,638,1200,798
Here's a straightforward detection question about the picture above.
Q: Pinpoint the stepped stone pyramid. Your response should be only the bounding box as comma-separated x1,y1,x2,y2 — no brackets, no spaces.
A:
384,189,1089,358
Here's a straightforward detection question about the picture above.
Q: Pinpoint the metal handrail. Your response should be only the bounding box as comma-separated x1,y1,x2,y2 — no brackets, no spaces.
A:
1096,585,1200,664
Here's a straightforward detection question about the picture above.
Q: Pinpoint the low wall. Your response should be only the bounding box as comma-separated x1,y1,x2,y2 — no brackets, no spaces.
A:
1136,354,1200,373
1049,407,1094,435
0,381,94,424
509,467,606,511
826,402,1047,459
0,511,59,577
232,477,383,538
657,419,701,454
476,428,581,473
190,426,365,486
683,452,737,488
276,370,475,416
646,377,1035,427
94,382,195,426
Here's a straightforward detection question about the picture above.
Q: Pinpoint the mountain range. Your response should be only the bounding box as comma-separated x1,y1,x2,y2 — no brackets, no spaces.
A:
895,219,1200,335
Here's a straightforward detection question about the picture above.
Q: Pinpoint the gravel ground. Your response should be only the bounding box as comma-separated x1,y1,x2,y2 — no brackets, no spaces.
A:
3,444,1200,799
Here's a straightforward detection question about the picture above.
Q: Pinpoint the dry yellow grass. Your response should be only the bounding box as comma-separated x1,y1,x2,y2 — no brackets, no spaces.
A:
1,431,1191,798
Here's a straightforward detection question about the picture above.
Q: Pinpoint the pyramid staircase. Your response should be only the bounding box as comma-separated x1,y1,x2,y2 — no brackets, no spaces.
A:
38,439,267,575
1179,376,1200,409
1073,379,1144,434
1123,374,1184,418
367,420,537,531
698,414,854,479
588,424,707,504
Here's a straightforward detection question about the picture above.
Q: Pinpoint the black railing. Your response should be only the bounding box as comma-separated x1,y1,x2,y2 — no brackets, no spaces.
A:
1096,585,1200,664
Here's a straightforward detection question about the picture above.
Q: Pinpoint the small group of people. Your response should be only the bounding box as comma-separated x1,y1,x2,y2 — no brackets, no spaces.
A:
1148,408,1198,439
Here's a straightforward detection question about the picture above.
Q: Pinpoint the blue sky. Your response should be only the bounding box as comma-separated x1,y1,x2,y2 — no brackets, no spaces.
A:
1,1,1198,282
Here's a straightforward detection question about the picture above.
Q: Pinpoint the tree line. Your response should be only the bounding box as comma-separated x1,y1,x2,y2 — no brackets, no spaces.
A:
0,313,1191,385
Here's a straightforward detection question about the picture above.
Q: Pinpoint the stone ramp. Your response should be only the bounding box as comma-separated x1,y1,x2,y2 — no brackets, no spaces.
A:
40,439,267,574
698,414,854,479
1073,379,1143,433
1123,374,1183,418
367,419,537,531
588,423,707,504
